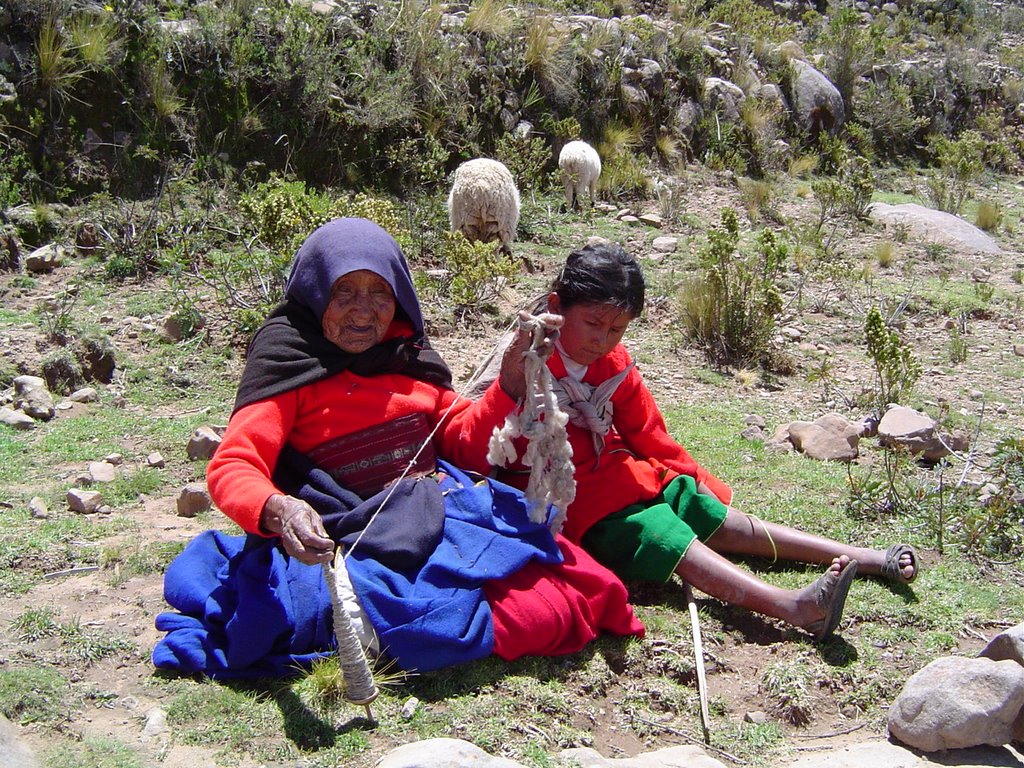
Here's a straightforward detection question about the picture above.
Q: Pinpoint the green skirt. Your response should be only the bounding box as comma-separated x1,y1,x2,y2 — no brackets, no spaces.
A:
582,473,728,582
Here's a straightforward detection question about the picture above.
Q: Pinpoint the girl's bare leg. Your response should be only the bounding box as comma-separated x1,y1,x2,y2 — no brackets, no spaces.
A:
675,540,851,632
706,509,915,582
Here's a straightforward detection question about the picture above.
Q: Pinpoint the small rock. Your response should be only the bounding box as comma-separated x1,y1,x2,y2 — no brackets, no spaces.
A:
67,488,104,514
651,236,678,253
740,425,765,442
147,452,166,468
638,213,663,228
744,710,768,724
187,426,223,460
69,387,99,403
620,215,641,226
585,236,611,248
743,414,766,428
400,696,420,720
1013,344,1024,357
104,453,123,466
28,497,49,519
176,483,212,518
88,461,118,483
0,406,36,430
142,708,168,737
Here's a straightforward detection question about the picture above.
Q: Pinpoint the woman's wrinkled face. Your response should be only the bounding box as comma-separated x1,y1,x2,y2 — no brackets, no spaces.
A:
549,295,634,366
322,270,396,353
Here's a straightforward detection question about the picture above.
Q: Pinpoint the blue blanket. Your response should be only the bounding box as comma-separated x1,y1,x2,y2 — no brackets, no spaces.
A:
152,460,561,678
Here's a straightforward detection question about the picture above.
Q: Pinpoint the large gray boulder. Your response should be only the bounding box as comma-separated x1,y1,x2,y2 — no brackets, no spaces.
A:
789,59,845,134
887,656,1024,751
867,202,1002,254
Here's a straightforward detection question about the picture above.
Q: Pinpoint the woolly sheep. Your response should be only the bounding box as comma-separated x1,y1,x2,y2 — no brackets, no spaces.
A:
558,140,602,211
447,158,520,256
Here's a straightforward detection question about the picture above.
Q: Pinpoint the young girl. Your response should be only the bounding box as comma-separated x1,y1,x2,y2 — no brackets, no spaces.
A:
492,242,917,642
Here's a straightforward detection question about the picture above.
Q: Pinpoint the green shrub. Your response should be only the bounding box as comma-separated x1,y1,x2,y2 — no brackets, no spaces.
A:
925,130,985,214
41,349,85,395
863,305,921,414
433,230,519,315
678,208,787,371
974,199,1002,232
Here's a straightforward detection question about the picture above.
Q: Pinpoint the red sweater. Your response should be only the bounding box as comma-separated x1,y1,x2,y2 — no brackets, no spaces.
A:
496,344,732,542
208,370,515,535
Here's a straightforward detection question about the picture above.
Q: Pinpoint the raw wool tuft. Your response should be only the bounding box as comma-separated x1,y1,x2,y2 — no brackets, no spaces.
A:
447,158,521,255
487,313,575,531
558,140,602,211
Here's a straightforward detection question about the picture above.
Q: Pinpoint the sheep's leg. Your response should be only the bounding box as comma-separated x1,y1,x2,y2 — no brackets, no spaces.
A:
588,178,598,207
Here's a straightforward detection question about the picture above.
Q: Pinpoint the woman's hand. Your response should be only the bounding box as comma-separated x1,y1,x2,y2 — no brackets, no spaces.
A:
261,494,335,565
499,310,562,401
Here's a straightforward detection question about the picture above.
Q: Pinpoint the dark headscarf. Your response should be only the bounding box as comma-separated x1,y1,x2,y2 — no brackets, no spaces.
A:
233,218,453,412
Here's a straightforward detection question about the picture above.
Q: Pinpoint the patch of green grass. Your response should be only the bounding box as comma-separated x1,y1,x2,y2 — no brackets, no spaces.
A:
0,666,70,725
46,736,143,768
10,606,61,641
101,467,167,506
101,539,185,586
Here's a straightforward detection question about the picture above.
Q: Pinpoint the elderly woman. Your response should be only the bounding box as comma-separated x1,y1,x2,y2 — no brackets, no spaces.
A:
153,218,642,679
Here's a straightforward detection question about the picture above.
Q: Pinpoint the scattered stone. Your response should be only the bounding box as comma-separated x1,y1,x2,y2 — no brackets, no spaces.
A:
377,738,523,768
651,236,678,253
0,406,36,430
0,713,40,768
67,488,104,513
24,243,64,273
637,213,663,228
559,745,727,768
13,375,55,421
147,452,166,468
400,696,420,720
586,236,611,248
785,413,861,462
743,710,768,724
783,740,923,768
104,453,123,465
88,461,118,483
1013,344,1024,357
740,425,765,442
743,414,766,428
187,426,223,460
780,326,803,341
620,215,641,226
877,405,968,463
979,623,1024,667
28,497,48,519
177,482,212,518
69,387,99,403
887,656,1024,751
142,707,168,737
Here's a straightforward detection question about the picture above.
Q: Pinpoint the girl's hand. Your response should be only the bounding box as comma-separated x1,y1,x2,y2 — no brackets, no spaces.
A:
261,494,335,565
498,311,562,401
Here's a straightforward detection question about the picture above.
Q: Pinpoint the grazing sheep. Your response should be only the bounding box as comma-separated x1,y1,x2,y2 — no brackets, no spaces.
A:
447,158,520,256
558,140,602,211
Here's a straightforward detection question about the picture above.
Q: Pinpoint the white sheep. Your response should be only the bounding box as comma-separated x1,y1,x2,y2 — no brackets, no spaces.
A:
558,140,602,211
447,158,520,256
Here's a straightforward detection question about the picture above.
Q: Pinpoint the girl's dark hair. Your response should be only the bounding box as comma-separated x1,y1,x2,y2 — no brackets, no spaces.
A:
551,242,645,317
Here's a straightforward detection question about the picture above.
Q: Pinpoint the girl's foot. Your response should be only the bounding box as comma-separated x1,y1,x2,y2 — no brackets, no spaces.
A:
796,556,859,643
880,544,917,585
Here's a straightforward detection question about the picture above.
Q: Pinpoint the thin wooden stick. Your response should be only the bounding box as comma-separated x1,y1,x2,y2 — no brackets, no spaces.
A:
684,582,711,745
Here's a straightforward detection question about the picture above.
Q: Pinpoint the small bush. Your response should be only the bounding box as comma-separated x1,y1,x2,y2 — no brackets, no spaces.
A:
41,349,85,395
678,208,787,371
925,130,986,215
974,200,1002,232
434,231,519,315
863,305,921,414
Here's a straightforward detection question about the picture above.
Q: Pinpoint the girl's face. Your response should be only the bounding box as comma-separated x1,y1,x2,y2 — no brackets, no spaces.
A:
548,295,634,366
322,270,396,353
